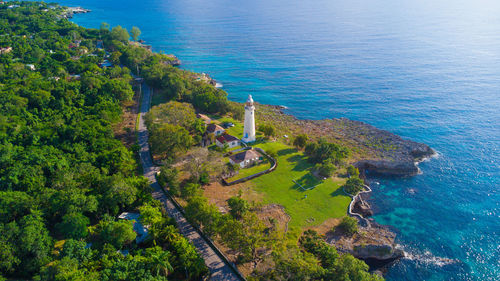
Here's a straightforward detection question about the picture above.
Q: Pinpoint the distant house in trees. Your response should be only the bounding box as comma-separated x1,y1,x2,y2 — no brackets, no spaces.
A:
197,113,212,125
0,47,12,54
26,64,36,70
229,149,261,168
96,40,104,49
207,123,225,136
118,212,149,244
216,134,240,149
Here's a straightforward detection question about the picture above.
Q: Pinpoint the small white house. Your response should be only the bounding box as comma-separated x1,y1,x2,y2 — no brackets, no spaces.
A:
207,123,225,136
229,149,261,168
26,64,36,71
216,134,240,149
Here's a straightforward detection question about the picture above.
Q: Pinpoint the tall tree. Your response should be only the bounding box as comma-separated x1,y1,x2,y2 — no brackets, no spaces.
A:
131,26,141,41
110,26,130,42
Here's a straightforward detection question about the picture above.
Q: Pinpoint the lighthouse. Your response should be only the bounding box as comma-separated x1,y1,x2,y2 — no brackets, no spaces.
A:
242,95,256,143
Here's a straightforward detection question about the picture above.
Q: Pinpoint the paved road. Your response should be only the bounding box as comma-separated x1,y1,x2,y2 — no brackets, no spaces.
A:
137,83,242,281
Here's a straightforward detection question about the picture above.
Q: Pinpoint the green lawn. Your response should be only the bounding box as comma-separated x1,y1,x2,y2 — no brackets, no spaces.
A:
294,173,322,190
227,160,271,182
251,142,351,229
217,117,264,139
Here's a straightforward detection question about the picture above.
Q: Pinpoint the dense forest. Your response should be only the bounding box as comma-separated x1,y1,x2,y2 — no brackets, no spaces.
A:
0,2,207,280
0,1,382,281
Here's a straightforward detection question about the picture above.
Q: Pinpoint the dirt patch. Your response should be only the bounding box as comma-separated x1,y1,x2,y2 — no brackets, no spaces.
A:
113,89,140,148
203,181,263,210
253,204,291,233
305,217,342,236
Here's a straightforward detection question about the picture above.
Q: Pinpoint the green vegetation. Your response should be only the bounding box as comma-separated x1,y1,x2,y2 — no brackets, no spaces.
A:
219,116,244,137
0,2,382,280
347,165,360,177
299,230,382,281
131,26,141,41
227,160,271,181
336,216,359,236
258,123,276,138
227,196,250,219
293,133,309,149
0,3,207,279
252,142,351,229
343,176,365,195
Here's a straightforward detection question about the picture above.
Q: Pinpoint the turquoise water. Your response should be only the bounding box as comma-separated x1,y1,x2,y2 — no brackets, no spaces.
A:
56,0,499,279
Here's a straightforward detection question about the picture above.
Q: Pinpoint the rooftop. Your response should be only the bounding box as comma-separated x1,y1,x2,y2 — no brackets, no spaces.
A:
207,123,224,133
216,134,239,144
229,149,260,164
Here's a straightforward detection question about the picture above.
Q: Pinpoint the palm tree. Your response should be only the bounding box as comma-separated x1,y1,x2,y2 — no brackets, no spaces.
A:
147,247,174,277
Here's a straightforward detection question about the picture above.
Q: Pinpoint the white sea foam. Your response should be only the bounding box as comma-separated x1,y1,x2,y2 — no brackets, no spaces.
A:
399,245,457,267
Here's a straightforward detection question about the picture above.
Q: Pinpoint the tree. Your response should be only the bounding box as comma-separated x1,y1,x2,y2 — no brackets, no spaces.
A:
131,26,141,41
347,165,360,177
0,191,33,223
259,124,276,138
100,22,110,32
110,26,130,42
305,139,350,165
145,246,173,277
328,254,383,281
227,196,249,219
336,216,358,236
316,159,337,178
157,165,180,195
342,176,364,195
17,214,53,276
149,123,193,158
94,219,136,249
56,212,90,239
59,239,93,263
293,134,309,149
184,196,221,236
181,183,202,199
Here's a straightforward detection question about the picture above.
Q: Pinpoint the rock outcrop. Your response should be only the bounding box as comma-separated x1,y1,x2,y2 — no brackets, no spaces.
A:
353,197,373,217
163,54,181,66
326,222,403,269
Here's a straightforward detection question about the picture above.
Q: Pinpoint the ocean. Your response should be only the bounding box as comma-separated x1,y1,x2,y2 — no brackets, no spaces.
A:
55,0,500,279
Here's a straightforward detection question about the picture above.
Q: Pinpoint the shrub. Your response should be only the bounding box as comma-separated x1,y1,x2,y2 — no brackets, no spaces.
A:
199,172,210,185
316,160,337,178
227,196,249,219
347,165,360,177
337,216,358,236
342,176,364,195
293,134,309,149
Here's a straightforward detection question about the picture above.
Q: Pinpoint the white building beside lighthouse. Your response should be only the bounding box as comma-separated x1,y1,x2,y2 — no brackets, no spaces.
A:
241,95,256,143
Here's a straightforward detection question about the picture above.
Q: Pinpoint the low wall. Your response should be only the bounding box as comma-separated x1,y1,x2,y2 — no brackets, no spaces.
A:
344,184,372,228
222,147,277,186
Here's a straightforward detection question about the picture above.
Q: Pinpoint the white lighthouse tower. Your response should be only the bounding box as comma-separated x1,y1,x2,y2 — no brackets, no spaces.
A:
242,95,256,143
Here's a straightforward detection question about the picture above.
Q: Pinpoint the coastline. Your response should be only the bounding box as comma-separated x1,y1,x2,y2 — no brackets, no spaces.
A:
69,5,434,273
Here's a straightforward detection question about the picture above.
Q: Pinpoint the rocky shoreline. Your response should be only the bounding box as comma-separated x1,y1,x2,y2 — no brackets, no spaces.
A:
257,104,436,176
254,104,436,271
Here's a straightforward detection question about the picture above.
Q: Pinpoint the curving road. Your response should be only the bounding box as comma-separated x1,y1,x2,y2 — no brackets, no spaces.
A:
137,83,243,281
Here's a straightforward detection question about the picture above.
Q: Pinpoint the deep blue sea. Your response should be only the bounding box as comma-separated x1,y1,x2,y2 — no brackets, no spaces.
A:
55,0,499,279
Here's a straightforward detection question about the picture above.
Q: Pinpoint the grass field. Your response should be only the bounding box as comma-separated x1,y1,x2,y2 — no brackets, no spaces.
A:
217,117,264,139
250,142,351,229
227,160,271,182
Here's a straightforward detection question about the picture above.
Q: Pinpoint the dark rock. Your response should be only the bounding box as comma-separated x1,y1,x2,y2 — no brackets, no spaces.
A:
353,199,373,217
355,159,421,176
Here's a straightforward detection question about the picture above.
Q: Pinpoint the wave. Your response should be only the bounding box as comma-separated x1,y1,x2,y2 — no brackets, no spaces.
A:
399,245,457,267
